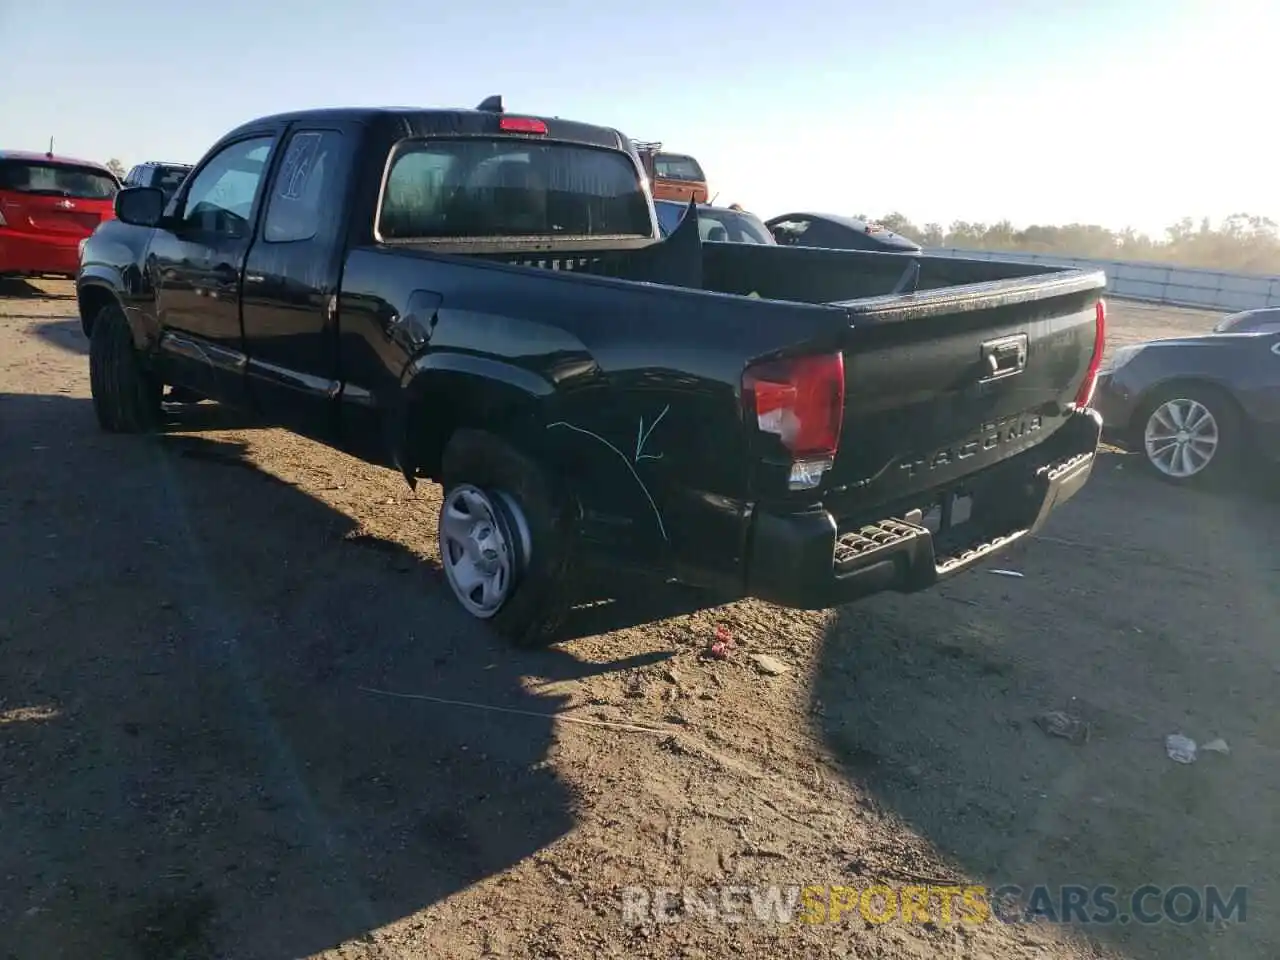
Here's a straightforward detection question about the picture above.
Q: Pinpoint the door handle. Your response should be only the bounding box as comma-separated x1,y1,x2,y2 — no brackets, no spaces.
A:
245,273,265,284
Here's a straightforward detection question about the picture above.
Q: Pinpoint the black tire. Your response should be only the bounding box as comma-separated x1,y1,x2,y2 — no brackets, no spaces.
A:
89,301,161,433
1133,383,1243,486
439,429,579,647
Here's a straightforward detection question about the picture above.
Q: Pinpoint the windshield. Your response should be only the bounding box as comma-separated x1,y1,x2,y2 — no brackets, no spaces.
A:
378,138,652,241
1214,308,1280,333
698,209,775,245
0,160,117,200
654,202,775,244
153,166,190,199
654,154,704,182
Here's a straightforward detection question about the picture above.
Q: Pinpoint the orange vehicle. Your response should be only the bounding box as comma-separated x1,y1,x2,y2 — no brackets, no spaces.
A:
633,140,709,204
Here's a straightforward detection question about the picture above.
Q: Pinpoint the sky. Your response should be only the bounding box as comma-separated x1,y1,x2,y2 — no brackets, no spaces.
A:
0,0,1272,238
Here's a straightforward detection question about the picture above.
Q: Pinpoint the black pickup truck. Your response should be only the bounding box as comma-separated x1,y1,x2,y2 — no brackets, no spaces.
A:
77,98,1108,647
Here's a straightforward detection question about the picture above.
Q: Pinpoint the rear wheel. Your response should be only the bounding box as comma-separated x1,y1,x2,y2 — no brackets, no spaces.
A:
1136,385,1241,485
89,302,161,433
438,429,578,647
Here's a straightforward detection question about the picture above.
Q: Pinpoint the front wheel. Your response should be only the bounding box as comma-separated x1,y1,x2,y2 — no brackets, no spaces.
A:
438,429,579,647
88,302,161,433
1136,385,1241,485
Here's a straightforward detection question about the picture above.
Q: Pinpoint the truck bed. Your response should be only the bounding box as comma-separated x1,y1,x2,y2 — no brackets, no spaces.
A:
456,223,1106,519
474,216,1093,313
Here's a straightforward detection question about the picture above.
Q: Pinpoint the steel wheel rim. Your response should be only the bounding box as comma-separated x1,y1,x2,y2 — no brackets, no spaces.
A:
439,484,524,618
1143,398,1219,478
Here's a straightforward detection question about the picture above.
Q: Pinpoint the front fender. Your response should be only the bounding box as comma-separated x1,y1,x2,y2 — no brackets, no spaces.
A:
74,272,124,336
77,222,156,347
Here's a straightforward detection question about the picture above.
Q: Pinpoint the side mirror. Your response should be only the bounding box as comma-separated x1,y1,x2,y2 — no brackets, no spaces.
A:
114,186,166,228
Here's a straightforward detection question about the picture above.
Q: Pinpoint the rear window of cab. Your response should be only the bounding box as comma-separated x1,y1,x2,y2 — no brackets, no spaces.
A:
377,138,652,241
653,154,704,182
0,160,117,200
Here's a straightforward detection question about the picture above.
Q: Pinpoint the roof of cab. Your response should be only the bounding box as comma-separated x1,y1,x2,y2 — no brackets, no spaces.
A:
220,105,629,152
0,149,114,172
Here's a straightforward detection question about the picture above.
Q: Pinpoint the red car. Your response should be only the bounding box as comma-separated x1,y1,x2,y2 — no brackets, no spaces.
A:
0,150,119,281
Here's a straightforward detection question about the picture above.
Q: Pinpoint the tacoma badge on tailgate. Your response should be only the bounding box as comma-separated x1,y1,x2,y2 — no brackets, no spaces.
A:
899,413,1044,478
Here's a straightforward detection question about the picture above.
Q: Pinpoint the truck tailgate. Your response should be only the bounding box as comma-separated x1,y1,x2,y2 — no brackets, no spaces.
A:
822,270,1106,511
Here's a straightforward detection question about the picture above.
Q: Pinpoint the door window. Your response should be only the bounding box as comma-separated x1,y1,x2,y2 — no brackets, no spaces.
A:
178,137,275,238
263,130,342,243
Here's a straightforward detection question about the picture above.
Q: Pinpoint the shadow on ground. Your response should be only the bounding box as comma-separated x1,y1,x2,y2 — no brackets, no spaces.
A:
815,453,1280,959
0,393,667,960
30,319,88,355
0,278,75,300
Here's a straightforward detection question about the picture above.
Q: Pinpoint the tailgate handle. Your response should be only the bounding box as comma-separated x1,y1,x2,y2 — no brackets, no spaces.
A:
979,334,1028,383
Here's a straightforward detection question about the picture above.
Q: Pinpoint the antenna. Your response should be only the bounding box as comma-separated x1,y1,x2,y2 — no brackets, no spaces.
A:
47,136,54,158
476,95,503,113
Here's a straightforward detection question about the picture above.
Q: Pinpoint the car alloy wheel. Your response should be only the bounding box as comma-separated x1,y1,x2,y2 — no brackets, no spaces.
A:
1143,397,1219,479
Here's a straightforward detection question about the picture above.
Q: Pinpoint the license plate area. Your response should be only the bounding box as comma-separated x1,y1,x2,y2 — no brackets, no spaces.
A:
906,488,1008,565
29,211,100,233
906,490,973,536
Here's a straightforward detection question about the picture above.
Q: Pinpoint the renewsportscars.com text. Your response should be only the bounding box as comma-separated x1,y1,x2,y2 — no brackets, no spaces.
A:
620,883,1248,926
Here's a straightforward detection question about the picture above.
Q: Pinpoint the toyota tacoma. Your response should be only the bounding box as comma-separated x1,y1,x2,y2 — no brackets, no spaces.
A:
77,97,1107,646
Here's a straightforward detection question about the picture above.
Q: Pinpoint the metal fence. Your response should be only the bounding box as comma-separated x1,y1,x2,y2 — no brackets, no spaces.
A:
930,247,1280,313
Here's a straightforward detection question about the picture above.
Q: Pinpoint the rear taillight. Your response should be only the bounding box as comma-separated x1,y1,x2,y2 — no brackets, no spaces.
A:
1075,299,1107,408
742,352,845,490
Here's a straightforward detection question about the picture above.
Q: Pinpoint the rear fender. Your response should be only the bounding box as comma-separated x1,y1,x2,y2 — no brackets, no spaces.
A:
393,353,556,487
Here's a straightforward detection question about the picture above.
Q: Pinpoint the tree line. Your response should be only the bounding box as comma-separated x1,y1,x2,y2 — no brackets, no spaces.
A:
858,212,1280,276
100,152,1276,277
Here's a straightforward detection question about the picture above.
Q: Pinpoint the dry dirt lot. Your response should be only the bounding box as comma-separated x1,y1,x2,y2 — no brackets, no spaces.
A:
1,284,1276,960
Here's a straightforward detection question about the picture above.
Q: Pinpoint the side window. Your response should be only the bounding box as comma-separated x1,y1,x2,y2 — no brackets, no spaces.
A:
772,218,811,245
262,130,342,244
379,151,456,239
178,136,275,238
124,166,140,186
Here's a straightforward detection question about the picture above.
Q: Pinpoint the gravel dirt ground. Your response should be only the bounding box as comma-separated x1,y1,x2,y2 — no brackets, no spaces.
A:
1,282,1276,960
